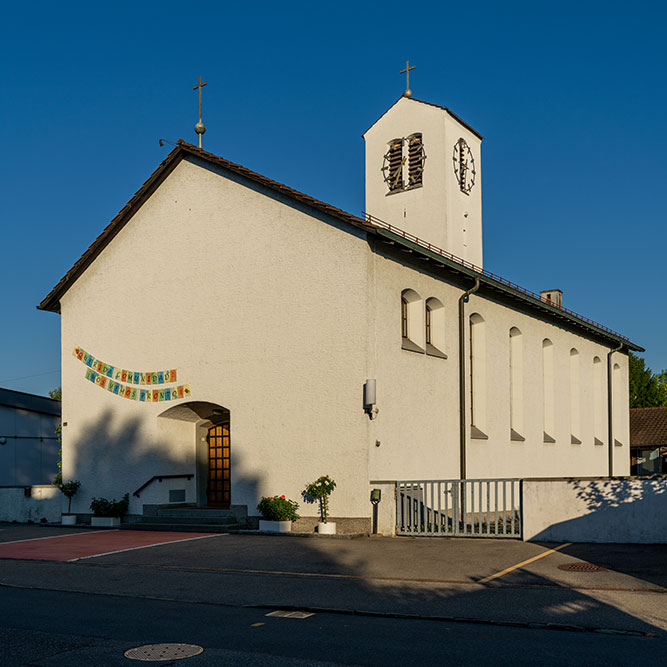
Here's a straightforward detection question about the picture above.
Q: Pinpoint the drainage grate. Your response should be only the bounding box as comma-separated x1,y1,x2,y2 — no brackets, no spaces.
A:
265,610,314,619
558,563,609,572
124,643,204,661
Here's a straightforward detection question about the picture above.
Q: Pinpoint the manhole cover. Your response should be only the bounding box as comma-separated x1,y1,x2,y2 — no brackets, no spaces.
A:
124,643,204,661
266,610,314,619
558,563,609,572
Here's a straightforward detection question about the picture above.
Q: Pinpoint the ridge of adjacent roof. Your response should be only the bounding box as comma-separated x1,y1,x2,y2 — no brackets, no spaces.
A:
37,140,641,352
362,96,484,140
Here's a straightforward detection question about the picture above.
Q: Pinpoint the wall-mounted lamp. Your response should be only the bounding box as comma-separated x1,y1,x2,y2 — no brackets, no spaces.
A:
0,437,6,446
364,379,378,420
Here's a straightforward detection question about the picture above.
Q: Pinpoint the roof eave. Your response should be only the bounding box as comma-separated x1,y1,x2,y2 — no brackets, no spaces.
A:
375,228,643,352
37,146,188,313
362,96,484,140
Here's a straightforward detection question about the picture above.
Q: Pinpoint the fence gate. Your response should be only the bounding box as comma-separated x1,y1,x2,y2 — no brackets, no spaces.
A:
395,479,522,538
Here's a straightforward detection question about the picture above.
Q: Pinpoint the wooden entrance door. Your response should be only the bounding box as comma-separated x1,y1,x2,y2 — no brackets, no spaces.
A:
206,421,230,507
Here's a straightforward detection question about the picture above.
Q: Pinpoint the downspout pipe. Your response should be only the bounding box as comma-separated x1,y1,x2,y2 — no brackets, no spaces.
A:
459,278,481,480
607,341,624,477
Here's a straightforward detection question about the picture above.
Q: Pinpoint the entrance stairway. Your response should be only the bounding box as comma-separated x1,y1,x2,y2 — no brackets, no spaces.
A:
122,504,253,533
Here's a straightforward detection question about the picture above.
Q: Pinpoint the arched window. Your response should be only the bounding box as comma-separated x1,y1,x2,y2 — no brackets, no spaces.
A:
570,349,581,444
469,313,487,438
613,363,623,446
425,297,446,358
542,340,555,442
593,356,604,445
401,289,424,353
383,138,404,192
509,328,524,441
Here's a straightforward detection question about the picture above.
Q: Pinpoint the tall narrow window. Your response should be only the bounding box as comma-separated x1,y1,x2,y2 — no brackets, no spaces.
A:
425,303,431,344
509,328,524,441
401,289,424,353
383,139,404,192
425,297,446,358
542,340,555,442
401,296,409,339
593,356,604,445
570,349,581,444
407,133,425,187
613,363,623,446
470,313,487,438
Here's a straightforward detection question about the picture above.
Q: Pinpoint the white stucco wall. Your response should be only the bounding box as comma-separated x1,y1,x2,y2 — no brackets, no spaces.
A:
55,149,632,523
367,246,630,484
60,156,373,519
0,485,62,523
523,478,667,543
364,97,483,267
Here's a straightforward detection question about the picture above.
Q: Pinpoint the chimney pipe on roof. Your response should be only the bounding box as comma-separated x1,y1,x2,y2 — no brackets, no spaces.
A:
540,289,563,309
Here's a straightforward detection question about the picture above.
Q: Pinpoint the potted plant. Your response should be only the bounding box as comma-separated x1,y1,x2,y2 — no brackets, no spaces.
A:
90,493,129,527
257,495,299,533
304,475,337,534
58,480,81,525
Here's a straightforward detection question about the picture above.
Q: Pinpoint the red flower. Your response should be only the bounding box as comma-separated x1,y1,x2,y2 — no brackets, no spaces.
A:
281,495,285,499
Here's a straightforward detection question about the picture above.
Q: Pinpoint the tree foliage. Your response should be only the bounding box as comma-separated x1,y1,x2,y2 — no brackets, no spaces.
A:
629,352,667,408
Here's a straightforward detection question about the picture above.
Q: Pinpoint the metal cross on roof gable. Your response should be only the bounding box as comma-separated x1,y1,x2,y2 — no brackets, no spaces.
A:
193,75,208,148
400,60,415,98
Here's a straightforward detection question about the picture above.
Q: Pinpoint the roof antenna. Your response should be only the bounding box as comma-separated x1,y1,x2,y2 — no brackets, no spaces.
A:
192,75,208,148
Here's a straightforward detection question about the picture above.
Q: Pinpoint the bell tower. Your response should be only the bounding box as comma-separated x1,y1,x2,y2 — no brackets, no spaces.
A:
363,96,484,268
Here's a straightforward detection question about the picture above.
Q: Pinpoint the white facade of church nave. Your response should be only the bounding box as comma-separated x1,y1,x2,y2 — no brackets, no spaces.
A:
58,101,631,520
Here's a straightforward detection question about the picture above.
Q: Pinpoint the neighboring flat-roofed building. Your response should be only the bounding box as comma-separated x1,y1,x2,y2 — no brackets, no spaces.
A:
0,388,61,485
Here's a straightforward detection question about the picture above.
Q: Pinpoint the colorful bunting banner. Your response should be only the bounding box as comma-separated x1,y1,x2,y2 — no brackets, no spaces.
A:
83,367,191,402
73,346,177,385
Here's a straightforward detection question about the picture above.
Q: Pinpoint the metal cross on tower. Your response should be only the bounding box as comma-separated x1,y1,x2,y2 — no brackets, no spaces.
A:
400,60,415,98
193,75,208,148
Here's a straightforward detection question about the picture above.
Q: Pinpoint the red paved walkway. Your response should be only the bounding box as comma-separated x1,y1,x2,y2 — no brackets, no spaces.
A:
0,530,219,562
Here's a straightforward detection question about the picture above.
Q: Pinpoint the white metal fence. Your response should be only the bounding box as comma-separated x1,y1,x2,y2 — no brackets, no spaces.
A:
396,479,522,538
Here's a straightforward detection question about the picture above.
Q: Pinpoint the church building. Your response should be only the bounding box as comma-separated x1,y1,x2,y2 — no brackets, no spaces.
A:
38,90,642,529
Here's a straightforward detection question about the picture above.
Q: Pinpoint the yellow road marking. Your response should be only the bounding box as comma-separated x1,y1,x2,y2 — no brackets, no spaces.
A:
478,543,572,584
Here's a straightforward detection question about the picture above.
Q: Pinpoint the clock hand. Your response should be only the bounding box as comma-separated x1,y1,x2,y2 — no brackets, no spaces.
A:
393,157,406,187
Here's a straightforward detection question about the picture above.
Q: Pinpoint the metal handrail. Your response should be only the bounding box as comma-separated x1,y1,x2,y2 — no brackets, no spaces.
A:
133,473,193,498
363,212,631,343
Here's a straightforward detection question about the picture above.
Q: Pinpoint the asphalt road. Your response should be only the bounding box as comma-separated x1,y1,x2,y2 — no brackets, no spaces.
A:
1,526,665,665
2,587,664,666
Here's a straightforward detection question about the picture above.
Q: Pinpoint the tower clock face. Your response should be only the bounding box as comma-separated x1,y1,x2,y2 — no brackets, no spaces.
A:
453,138,476,194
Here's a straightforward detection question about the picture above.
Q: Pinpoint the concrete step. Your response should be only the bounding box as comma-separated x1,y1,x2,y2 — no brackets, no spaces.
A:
155,508,245,520
138,515,238,526
122,522,243,533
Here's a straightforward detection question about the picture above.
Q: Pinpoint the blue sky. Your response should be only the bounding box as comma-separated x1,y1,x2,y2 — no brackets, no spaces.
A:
1,1,665,396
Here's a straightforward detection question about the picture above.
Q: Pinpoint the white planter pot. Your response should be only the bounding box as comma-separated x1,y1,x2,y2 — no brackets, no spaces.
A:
61,514,77,526
91,516,121,527
317,522,336,535
259,520,292,533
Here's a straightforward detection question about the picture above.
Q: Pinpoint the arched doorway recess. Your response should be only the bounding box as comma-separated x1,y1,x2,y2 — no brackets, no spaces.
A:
158,401,230,508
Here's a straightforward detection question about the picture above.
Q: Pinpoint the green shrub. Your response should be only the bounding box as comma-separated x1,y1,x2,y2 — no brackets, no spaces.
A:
257,495,299,521
304,475,336,523
58,479,81,513
90,493,129,518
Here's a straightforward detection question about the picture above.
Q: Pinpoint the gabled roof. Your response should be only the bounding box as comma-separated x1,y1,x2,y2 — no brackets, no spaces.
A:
630,407,667,446
37,140,642,352
362,96,484,140
37,140,376,314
